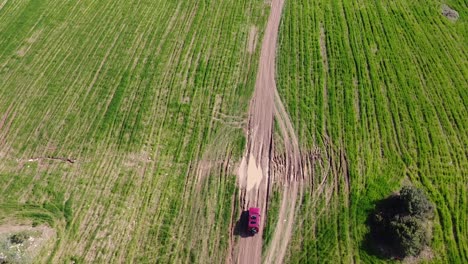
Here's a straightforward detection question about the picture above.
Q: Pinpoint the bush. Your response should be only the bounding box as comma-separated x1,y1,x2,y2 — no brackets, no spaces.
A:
400,186,434,219
9,232,30,244
390,215,428,256
366,186,434,259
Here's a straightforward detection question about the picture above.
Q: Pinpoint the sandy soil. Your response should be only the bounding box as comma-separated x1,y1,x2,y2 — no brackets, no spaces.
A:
234,0,304,263
239,155,263,192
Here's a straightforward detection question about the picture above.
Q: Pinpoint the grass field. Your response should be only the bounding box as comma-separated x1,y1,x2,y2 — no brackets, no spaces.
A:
0,0,269,262
277,0,467,263
1,0,466,263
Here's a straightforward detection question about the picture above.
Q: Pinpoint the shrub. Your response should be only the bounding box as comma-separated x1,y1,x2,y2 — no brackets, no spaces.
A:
400,186,434,219
366,186,434,258
390,215,428,256
9,232,30,244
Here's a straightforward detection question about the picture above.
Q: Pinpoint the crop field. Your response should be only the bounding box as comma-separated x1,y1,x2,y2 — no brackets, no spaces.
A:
277,0,466,263
0,0,270,262
1,0,466,263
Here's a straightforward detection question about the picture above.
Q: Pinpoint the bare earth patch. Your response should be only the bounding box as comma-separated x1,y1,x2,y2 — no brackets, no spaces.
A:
238,154,263,192
26,30,43,44
403,247,434,263
16,30,43,58
0,224,55,263
247,26,258,54
319,24,329,72
123,151,151,168
442,5,459,22
0,0,8,11
16,47,28,57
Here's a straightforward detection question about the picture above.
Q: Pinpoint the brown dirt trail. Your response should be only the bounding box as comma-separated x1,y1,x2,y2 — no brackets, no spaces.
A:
234,0,304,263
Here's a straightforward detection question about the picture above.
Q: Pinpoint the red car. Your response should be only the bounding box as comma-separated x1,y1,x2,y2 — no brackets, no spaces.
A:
248,207,261,235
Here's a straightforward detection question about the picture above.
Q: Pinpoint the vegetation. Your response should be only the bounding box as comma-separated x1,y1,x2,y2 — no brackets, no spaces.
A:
277,0,467,263
0,0,269,262
262,187,282,252
9,232,31,244
400,186,434,219
1,0,466,263
367,186,434,258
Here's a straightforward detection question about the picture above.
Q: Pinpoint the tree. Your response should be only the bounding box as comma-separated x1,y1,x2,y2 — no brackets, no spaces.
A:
366,186,434,259
400,186,434,219
390,215,429,257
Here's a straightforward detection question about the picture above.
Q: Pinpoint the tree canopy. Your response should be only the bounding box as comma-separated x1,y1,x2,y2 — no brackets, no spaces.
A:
366,186,434,259
400,186,434,218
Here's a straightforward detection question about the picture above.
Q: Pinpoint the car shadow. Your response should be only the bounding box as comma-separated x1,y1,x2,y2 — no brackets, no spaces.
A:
233,210,252,238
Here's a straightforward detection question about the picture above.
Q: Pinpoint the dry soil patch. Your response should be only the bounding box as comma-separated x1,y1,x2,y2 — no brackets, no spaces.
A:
442,4,459,21
247,26,258,54
0,224,55,263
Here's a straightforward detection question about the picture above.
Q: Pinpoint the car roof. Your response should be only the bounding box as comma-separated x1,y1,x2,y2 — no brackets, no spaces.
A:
249,207,260,214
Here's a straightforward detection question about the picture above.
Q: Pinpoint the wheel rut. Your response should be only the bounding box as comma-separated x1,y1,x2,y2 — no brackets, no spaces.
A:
233,0,305,263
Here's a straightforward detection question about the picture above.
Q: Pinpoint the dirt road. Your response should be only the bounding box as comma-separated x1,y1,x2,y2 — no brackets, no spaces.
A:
234,0,304,263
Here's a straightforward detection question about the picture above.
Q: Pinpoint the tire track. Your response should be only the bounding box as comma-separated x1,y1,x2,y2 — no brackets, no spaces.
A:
235,0,304,263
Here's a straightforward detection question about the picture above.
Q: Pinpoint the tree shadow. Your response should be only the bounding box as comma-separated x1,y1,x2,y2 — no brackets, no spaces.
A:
362,229,400,260
233,211,252,238
361,194,404,260
374,194,404,217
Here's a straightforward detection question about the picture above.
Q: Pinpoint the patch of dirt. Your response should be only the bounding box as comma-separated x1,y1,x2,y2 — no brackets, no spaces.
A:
26,30,42,44
123,151,151,168
16,47,28,57
319,24,329,72
247,26,258,54
442,5,459,22
403,247,434,263
0,224,55,264
16,30,43,58
180,96,190,104
0,0,8,11
370,43,378,54
0,107,15,146
238,154,264,192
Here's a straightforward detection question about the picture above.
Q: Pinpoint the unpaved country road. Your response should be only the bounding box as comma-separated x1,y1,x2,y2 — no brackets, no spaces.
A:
233,0,304,263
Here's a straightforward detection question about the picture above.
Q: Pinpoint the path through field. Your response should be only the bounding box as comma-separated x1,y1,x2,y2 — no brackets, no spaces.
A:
235,0,304,263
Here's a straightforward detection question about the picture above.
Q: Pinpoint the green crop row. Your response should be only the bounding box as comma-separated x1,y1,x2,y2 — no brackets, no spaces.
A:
0,0,269,262
278,0,466,263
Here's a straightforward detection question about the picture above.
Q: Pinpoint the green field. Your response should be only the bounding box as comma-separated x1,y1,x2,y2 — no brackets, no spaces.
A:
277,0,467,263
1,0,466,263
0,0,269,262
